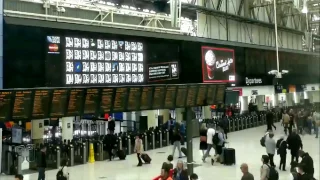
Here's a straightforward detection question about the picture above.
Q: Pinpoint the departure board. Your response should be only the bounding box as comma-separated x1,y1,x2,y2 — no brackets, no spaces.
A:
0,91,13,120
140,86,153,110
32,90,51,119
206,84,217,105
196,84,208,106
50,89,68,117
215,84,226,103
113,87,129,112
84,88,100,114
175,85,188,108
100,88,114,113
12,90,33,119
164,85,177,109
152,86,166,109
127,87,142,111
186,84,199,107
67,89,85,116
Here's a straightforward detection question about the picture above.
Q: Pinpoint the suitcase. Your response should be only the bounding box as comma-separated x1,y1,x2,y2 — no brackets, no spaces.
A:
117,150,126,160
181,147,187,156
223,145,235,165
141,153,151,164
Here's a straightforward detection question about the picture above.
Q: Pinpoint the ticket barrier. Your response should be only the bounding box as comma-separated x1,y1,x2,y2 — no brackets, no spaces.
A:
162,129,170,147
45,145,61,169
121,134,132,155
154,129,162,148
145,130,155,150
95,141,106,161
228,118,234,132
69,143,87,166
3,149,21,175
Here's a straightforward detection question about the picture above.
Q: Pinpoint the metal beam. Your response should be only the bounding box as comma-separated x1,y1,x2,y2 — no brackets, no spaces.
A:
237,0,244,16
5,16,318,56
216,0,223,10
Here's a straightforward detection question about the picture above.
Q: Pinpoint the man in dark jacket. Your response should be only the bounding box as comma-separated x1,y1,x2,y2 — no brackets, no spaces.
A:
37,145,47,180
299,150,314,179
287,129,303,163
266,110,275,131
297,164,312,180
108,117,115,134
276,136,288,171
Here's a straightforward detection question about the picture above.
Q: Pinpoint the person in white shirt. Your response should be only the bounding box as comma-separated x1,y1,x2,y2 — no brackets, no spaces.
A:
202,127,215,162
265,132,276,167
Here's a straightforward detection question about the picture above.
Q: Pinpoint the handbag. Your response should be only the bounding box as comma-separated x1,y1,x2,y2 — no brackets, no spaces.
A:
200,136,207,142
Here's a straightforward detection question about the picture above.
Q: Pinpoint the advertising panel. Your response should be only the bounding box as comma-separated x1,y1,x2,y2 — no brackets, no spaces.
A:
201,46,235,83
148,62,179,82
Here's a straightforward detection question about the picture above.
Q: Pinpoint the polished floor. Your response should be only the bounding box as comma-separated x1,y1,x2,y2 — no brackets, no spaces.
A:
1,123,319,180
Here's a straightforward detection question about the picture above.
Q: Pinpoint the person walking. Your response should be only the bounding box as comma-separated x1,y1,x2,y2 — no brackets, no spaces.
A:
288,109,295,135
240,163,254,180
134,134,143,166
260,155,270,180
287,129,303,163
312,109,320,138
172,128,182,158
211,126,225,165
266,110,275,131
37,145,47,180
282,112,290,135
202,127,215,162
276,136,288,171
265,132,276,167
199,124,208,156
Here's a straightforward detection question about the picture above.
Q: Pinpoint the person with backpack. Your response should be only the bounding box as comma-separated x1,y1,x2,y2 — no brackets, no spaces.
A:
260,155,279,180
276,136,288,171
265,132,276,167
211,126,225,165
56,159,69,180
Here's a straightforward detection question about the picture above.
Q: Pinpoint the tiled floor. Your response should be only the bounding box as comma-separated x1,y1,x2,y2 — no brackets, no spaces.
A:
1,123,319,180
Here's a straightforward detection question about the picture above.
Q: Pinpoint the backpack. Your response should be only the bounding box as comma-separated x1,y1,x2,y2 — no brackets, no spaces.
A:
56,167,67,180
266,164,279,180
260,136,266,147
212,133,220,145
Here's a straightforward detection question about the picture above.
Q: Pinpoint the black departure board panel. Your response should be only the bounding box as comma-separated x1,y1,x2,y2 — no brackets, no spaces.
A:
196,84,208,106
140,86,153,110
127,87,142,111
152,86,166,109
215,84,226,103
50,89,68,117
84,88,100,114
32,90,51,119
175,85,188,108
113,87,129,112
100,88,114,113
12,90,33,119
186,85,199,107
0,91,13,120
206,84,217,105
67,89,85,116
164,85,177,109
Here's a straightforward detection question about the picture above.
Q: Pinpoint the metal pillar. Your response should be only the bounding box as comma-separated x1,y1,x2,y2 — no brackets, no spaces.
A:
186,107,194,175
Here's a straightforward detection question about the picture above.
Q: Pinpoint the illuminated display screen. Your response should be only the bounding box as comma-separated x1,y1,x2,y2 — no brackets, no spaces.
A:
0,91,13,120
32,90,51,119
100,88,114,113
50,89,68,117
140,86,153,110
12,90,33,119
65,37,145,85
164,85,177,109
127,87,142,111
67,88,85,116
215,84,226,103
152,86,166,109
175,85,188,108
113,87,128,112
186,85,198,107
206,85,217,105
84,88,100,114
196,84,208,106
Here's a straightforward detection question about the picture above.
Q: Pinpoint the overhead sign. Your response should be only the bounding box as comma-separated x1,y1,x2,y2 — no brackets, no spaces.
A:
246,77,263,86
148,62,179,82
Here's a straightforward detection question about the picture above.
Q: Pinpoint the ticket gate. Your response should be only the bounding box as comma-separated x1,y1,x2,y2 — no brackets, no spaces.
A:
95,141,105,161
69,143,86,166
145,131,155,150
3,149,21,175
154,130,162,148
162,129,170,147
46,146,61,169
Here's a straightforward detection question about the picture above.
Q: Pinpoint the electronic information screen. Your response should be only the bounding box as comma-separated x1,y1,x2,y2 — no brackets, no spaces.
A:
206,85,217,105
113,87,129,112
175,85,188,108
164,85,177,109
32,89,51,119
65,37,145,85
0,91,13,120
50,89,68,117
67,88,85,116
215,84,226,103
186,84,198,107
140,86,153,110
100,88,114,113
127,87,142,111
84,88,100,114
196,84,208,106
152,86,166,109
12,90,33,119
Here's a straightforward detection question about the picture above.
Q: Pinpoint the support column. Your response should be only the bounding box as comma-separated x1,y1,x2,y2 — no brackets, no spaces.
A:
240,96,248,113
31,119,45,144
185,107,194,175
61,117,74,141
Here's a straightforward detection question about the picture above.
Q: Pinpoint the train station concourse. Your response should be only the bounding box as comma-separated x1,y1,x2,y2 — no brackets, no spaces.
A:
1,122,319,180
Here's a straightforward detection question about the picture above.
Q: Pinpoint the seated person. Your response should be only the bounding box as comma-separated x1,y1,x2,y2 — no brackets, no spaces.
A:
162,155,174,170
173,160,188,180
153,167,173,180
190,173,198,180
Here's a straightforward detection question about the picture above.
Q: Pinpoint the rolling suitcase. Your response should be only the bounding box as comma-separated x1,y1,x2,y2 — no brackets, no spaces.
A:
141,153,151,164
117,150,126,160
181,147,187,156
223,144,235,165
